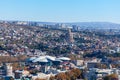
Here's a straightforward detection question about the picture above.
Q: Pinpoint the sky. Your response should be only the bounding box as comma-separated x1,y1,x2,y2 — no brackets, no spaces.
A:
0,0,120,23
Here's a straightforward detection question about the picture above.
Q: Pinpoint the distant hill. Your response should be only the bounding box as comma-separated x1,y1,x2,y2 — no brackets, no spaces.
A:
67,22,120,29
3,20,120,29
37,22,120,29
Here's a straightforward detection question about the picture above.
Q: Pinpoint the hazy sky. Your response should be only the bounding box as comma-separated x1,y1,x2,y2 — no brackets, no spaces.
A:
0,0,120,23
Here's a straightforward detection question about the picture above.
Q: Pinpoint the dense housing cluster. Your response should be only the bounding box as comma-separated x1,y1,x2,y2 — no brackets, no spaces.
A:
0,21,119,80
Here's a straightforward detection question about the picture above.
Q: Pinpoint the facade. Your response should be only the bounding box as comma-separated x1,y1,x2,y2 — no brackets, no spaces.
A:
0,63,13,79
86,68,120,80
5,63,13,76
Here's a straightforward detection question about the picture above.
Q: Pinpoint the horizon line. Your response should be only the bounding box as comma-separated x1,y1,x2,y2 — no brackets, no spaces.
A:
0,19,120,24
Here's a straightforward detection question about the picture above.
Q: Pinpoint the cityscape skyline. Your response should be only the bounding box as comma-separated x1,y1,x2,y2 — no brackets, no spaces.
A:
0,0,120,23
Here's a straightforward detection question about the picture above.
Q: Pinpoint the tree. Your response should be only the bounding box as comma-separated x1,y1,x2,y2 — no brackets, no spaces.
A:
49,76,55,80
55,73,68,80
10,77,14,80
35,78,46,80
54,68,84,80
70,68,82,78
103,74,118,80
